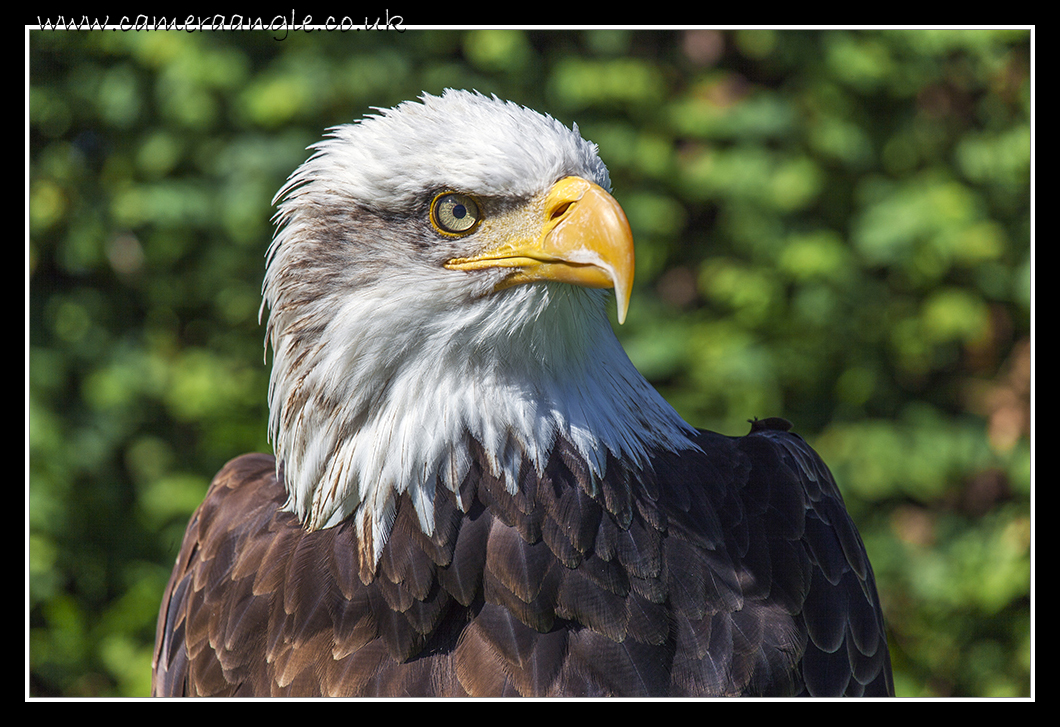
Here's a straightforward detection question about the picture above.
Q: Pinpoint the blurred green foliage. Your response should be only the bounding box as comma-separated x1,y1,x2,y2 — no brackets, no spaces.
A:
29,28,1031,698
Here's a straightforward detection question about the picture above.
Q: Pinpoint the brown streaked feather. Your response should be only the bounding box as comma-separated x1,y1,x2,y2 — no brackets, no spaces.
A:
153,427,893,697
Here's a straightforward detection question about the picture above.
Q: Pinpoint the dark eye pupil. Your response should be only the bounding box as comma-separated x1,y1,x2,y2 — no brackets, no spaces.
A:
452,204,466,219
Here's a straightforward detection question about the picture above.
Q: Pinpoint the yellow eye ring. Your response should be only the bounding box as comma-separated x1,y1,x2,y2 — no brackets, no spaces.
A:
430,192,482,235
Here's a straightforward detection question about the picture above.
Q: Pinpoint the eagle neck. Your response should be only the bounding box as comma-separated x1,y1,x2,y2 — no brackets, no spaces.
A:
267,279,696,569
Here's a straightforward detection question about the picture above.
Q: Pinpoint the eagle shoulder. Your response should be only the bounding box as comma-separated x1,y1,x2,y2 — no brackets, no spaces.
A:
152,452,476,696
727,426,894,696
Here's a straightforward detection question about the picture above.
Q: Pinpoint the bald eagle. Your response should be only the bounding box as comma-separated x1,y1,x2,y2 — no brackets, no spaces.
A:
151,90,894,697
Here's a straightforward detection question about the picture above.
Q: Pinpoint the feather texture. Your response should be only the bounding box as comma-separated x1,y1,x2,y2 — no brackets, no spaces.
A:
153,427,893,697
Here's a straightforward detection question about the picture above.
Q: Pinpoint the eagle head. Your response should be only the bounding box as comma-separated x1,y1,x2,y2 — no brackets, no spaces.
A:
262,90,695,569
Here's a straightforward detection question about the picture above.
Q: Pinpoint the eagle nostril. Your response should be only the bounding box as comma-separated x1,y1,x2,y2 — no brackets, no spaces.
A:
550,201,573,221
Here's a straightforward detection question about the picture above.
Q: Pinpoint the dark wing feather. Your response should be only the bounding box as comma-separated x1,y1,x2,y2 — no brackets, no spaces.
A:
734,426,894,696
151,454,471,697
153,427,893,697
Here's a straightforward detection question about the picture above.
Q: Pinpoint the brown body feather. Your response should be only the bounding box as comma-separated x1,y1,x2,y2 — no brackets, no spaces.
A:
152,425,893,697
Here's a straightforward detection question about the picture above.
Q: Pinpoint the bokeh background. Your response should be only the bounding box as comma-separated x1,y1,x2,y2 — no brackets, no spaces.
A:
29,28,1031,698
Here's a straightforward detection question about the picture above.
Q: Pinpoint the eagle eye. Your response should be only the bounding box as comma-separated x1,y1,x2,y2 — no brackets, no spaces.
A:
431,192,482,235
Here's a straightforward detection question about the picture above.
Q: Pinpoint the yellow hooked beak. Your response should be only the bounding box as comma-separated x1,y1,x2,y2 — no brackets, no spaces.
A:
443,176,635,324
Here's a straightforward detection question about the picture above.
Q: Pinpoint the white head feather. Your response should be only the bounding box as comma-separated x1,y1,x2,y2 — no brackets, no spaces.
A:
262,90,696,567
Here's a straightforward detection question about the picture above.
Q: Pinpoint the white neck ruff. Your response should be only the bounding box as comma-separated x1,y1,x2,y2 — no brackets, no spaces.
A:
265,271,696,565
